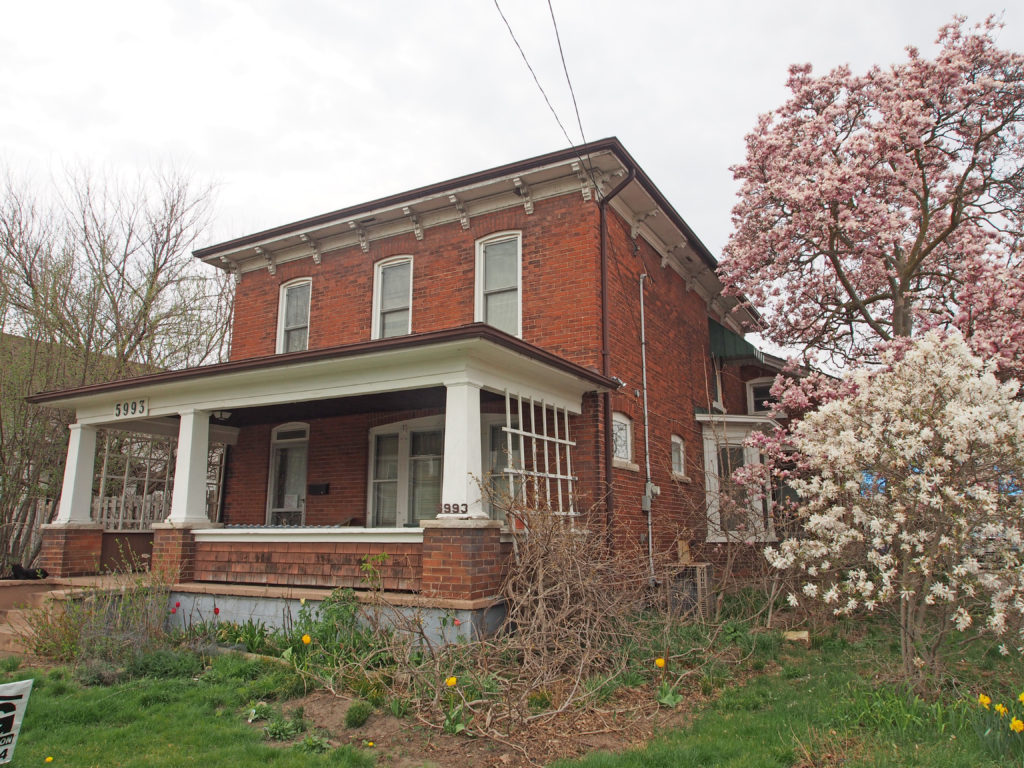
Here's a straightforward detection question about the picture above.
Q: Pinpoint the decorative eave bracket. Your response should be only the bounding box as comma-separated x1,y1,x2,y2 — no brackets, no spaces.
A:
402,206,424,240
299,233,321,265
254,246,276,275
348,221,370,253
512,177,534,215
571,161,593,201
448,194,470,230
631,210,659,240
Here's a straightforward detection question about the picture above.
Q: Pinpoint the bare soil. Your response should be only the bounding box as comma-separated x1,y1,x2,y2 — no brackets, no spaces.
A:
281,685,707,768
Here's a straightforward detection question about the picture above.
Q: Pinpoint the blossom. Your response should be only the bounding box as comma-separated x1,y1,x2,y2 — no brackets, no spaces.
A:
175,601,180,608
300,598,306,606
170,607,176,614
979,693,991,709
655,658,666,669
45,759,53,764
1018,692,1024,706
453,619,461,626
1012,717,1024,734
445,676,457,687
996,703,1008,717
213,606,220,616
367,741,375,747
301,634,311,645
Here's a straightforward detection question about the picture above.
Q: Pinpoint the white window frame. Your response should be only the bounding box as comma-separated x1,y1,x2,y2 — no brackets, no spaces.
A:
475,231,522,337
746,376,778,415
611,411,637,471
371,256,413,339
266,422,309,526
366,415,445,528
710,357,724,412
481,413,521,521
698,415,777,543
276,278,312,353
671,434,689,482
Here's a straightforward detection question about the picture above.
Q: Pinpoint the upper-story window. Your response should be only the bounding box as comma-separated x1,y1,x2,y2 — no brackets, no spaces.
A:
372,257,413,339
475,231,521,337
277,279,311,353
746,377,778,415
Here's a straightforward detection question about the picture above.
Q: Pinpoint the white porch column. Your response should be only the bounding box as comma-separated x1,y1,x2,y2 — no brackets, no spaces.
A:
53,423,98,525
166,408,212,526
440,381,485,518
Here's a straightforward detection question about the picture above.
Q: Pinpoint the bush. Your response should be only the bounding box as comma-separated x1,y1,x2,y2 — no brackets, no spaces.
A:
344,700,373,728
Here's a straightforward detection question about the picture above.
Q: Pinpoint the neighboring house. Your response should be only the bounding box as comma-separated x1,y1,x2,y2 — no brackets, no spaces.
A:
29,138,784,611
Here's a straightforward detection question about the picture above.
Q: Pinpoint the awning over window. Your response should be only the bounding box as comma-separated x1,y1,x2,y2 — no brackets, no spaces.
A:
708,319,764,364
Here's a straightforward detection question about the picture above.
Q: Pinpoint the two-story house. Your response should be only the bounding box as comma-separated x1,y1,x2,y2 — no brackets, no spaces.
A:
31,138,783,625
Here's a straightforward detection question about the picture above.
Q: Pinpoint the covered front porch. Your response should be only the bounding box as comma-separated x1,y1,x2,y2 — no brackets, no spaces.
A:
30,325,613,603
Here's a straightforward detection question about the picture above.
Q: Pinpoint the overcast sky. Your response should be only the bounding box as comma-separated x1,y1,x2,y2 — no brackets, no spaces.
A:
2,1,1022,257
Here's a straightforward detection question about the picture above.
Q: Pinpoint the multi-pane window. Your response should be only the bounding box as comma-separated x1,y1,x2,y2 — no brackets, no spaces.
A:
278,280,311,353
746,377,778,415
476,232,521,336
612,412,632,463
368,417,444,527
373,257,412,339
700,420,775,542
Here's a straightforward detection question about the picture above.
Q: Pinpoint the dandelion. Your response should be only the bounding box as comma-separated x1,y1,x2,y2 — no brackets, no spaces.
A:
655,657,666,669
979,693,991,709
997,703,1008,717
367,741,375,747
301,634,311,645
1018,691,1024,705
445,676,457,687
45,759,53,764
1012,717,1024,734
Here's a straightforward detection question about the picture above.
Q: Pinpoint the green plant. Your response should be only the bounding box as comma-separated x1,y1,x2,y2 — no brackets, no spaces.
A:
345,700,373,728
127,649,204,679
264,708,307,741
247,701,272,723
388,697,410,718
296,733,331,754
656,680,684,709
0,656,21,674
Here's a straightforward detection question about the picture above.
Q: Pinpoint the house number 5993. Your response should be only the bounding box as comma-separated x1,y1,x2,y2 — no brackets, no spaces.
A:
113,399,147,418
440,503,469,514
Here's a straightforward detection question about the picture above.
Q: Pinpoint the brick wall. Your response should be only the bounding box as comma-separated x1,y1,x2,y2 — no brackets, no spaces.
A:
421,520,506,601
193,539,422,591
38,525,103,577
152,527,196,581
229,195,602,370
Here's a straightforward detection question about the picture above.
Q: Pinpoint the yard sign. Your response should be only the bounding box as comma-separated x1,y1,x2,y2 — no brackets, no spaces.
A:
0,679,33,764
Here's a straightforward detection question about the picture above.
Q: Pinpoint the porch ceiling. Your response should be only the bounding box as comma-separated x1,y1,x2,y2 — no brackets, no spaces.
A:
29,324,614,427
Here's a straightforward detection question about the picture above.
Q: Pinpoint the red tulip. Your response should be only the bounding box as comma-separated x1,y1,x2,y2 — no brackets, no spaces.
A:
213,606,220,616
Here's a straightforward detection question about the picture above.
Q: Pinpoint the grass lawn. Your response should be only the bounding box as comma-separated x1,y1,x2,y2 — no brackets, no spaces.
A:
553,624,1024,768
6,621,1024,767
1,653,374,768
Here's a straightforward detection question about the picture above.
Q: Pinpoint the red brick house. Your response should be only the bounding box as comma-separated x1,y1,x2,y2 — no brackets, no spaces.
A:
30,138,783,613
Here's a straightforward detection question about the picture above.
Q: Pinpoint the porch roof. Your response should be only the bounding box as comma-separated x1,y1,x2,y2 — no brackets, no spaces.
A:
28,324,615,426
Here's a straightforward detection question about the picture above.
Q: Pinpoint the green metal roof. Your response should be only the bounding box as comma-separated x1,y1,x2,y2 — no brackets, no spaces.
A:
709,319,764,364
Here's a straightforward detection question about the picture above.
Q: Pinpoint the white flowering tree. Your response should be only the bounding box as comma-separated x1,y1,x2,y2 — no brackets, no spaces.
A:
766,332,1024,679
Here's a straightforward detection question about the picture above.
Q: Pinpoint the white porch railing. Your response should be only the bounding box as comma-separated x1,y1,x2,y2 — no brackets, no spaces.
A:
91,494,169,531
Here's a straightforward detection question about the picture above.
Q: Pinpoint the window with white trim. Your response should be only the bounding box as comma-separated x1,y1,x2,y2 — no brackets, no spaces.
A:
277,279,311,353
746,377,778,415
700,420,775,542
671,434,688,479
368,416,444,527
709,357,724,411
475,232,521,336
372,257,412,339
267,423,309,526
611,412,634,467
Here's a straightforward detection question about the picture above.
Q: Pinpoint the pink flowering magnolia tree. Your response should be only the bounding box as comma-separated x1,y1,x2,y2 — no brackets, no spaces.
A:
765,332,1024,678
719,17,1024,375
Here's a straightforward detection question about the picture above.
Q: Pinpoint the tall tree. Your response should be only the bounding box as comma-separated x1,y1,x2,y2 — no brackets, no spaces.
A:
0,167,232,568
719,18,1024,374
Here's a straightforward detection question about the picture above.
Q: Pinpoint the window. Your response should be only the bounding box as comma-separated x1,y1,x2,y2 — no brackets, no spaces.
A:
671,434,688,480
612,412,636,469
746,377,778,415
372,257,412,339
709,357,723,411
475,232,521,336
277,279,311,353
267,423,309,525
368,416,444,527
699,418,776,542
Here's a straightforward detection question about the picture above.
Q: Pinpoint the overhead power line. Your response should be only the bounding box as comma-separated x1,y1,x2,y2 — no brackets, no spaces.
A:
547,0,586,146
